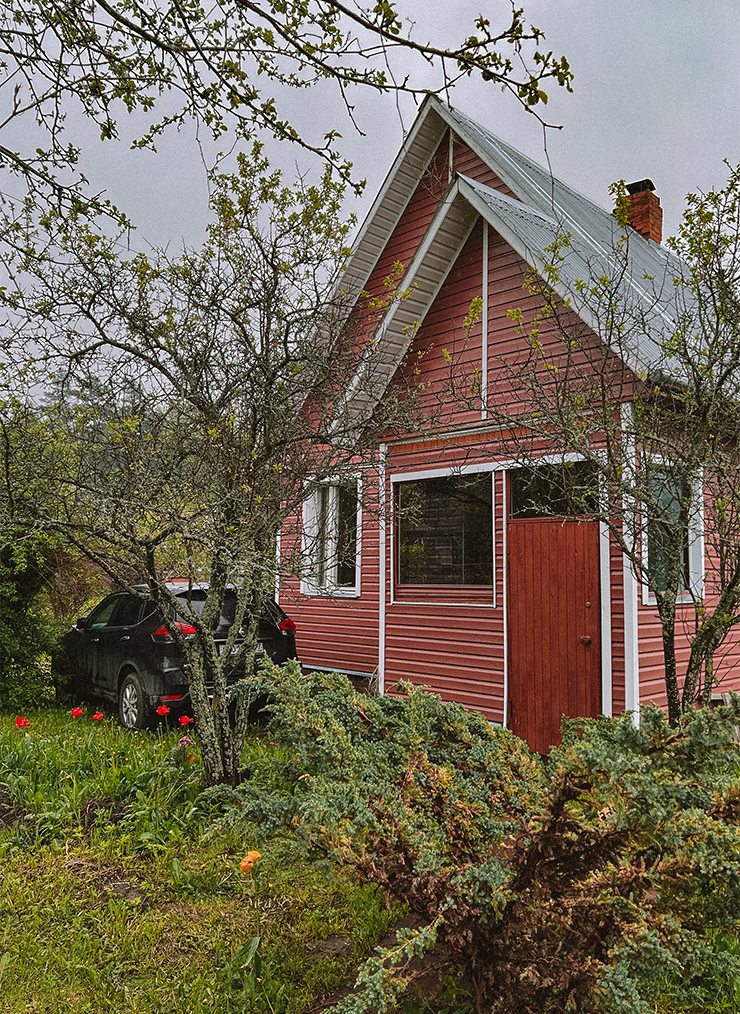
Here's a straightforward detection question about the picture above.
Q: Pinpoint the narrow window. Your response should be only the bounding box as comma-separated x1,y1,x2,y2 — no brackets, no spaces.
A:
647,469,689,593
306,480,359,592
316,485,330,587
336,483,358,588
397,473,493,585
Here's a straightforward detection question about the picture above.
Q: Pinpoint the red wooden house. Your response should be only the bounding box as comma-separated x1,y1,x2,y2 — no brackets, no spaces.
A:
277,96,740,752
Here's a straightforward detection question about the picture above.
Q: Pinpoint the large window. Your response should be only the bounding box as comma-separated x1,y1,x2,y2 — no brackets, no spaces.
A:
397,473,493,585
302,480,360,594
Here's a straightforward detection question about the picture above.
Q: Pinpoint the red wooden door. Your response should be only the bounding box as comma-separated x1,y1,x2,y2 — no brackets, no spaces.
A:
507,519,601,752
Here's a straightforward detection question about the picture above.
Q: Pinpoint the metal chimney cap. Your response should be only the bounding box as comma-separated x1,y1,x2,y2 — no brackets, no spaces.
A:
626,179,656,195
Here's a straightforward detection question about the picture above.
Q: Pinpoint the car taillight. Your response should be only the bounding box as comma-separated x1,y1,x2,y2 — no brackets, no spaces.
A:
151,622,197,641
279,617,296,632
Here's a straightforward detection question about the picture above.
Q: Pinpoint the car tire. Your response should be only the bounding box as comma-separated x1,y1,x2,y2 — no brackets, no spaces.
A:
118,672,152,730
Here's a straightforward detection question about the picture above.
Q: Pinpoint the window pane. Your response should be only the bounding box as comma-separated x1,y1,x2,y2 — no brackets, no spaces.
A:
112,595,144,627
88,596,121,628
510,460,598,519
317,485,330,587
398,474,493,585
336,483,358,587
648,471,689,592
174,589,238,626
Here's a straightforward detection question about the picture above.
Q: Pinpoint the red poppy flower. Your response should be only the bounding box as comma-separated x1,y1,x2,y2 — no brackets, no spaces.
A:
188,755,195,761
15,716,29,728
178,715,194,727
156,705,170,716
71,707,84,718
92,711,104,721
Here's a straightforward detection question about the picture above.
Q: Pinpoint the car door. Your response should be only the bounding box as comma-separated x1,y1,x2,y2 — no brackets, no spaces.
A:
78,596,121,690
94,594,146,699
79,594,141,699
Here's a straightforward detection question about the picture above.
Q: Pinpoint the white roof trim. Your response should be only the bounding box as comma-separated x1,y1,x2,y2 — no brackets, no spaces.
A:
328,96,688,431
334,178,479,430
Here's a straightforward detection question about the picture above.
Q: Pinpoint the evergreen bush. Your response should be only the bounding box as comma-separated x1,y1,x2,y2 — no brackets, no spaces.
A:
208,663,740,1013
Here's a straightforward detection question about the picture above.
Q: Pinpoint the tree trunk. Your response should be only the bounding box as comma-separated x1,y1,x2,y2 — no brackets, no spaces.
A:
658,602,682,726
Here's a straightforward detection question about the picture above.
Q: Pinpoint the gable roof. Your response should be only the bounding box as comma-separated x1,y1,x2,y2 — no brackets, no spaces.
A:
337,95,689,429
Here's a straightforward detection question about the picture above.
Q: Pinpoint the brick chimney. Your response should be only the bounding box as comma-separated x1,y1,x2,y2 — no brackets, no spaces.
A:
624,178,663,243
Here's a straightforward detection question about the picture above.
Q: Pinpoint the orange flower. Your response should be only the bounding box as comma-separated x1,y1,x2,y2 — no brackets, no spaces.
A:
239,850,261,874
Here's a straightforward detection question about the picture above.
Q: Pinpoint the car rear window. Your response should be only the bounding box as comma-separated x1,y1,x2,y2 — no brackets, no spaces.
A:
175,590,237,627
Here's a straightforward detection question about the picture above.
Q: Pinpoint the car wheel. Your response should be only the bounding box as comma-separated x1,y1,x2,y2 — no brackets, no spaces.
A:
118,673,152,730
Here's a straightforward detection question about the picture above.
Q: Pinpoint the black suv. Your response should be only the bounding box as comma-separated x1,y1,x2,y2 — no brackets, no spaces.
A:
58,583,298,729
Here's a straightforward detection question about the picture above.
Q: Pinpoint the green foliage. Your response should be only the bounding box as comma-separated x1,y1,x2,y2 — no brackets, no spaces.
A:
5,688,740,1012
0,400,84,709
0,1,573,210
216,934,262,991
212,665,740,1013
0,533,61,712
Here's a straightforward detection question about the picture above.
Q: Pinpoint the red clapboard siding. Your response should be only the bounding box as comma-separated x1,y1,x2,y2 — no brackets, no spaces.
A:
707,503,740,693
400,220,485,429
383,595,504,722
452,138,521,199
637,600,689,712
609,535,627,716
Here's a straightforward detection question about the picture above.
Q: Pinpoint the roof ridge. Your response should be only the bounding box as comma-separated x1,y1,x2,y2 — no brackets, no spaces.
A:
457,173,559,226
439,100,614,221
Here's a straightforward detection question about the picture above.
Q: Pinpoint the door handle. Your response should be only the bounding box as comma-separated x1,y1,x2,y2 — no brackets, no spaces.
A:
580,635,592,646
120,636,130,642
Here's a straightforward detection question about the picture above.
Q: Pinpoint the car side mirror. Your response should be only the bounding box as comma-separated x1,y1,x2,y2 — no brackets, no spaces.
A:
76,616,89,629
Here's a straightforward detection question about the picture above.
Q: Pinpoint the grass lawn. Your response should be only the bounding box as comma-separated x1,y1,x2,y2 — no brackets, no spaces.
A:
0,707,402,1014
5,690,740,1014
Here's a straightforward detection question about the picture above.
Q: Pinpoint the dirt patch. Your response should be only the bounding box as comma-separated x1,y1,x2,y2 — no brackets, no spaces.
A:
63,856,149,909
308,935,352,958
0,787,19,829
309,912,455,1013
79,796,129,827
100,872,148,905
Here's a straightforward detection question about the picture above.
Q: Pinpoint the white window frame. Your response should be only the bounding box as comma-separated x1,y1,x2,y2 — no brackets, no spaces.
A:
641,462,704,606
390,463,496,607
300,477,362,598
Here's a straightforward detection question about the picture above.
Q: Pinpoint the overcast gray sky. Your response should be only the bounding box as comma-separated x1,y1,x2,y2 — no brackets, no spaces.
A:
72,0,740,252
